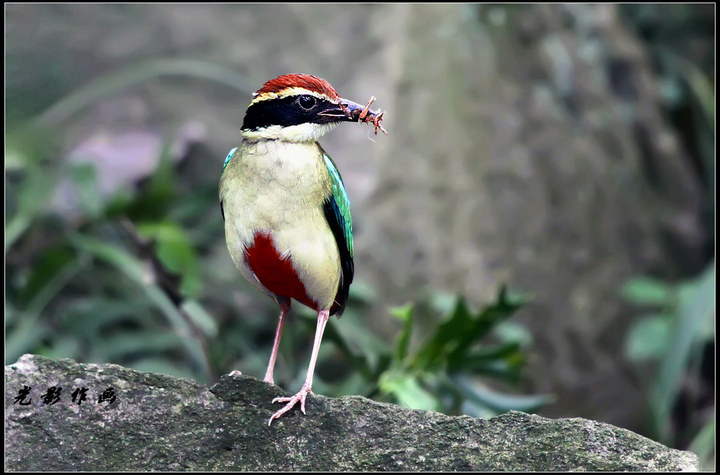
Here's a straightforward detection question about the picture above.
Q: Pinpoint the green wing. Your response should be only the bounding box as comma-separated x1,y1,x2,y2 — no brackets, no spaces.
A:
321,150,354,316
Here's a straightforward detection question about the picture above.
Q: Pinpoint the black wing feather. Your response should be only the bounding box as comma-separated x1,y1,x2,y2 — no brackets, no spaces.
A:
323,195,354,316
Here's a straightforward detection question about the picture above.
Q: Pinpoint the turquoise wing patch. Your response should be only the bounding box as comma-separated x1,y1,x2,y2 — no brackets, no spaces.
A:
322,151,354,316
323,152,353,258
223,147,238,171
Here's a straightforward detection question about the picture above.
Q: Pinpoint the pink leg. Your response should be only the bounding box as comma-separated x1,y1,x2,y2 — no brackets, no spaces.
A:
264,299,290,385
268,308,330,425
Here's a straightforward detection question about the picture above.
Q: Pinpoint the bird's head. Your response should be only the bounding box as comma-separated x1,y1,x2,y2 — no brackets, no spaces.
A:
241,74,386,142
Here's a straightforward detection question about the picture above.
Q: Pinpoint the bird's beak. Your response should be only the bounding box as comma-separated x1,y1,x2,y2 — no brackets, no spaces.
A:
318,99,367,122
318,97,387,135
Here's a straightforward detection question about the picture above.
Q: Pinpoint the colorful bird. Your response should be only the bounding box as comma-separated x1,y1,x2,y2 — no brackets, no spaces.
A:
219,74,385,425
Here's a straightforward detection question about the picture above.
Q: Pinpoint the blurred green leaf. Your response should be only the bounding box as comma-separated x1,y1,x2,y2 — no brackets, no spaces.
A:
346,280,378,304
389,302,413,322
181,299,219,338
427,290,457,315
411,297,474,372
677,265,715,342
5,122,58,171
5,161,59,252
455,375,554,415
6,318,51,365
68,232,211,381
373,286,543,417
445,288,526,373
40,336,81,361
669,53,715,128
100,331,186,361
460,342,525,382
493,320,533,348
379,372,438,411
622,261,714,449
136,221,201,297
688,416,715,471
624,314,673,362
63,298,152,339
389,302,414,365
68,162,103,219
18,245,75,305
125,147,177,222
322,308,391,384
621,277,671,306
650,262,715,441
6,255,84,363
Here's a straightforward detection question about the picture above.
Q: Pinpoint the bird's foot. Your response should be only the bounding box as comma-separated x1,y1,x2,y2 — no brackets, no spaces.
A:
268,385,312,426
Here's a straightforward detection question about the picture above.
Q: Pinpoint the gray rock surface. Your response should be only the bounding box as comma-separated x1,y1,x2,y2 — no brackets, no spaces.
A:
5,354,698,471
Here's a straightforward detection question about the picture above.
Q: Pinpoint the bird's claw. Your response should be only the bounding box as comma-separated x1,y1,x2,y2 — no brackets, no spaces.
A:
268,388,311,426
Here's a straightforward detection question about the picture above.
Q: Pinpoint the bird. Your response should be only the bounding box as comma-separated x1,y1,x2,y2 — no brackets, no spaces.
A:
219,73,385,425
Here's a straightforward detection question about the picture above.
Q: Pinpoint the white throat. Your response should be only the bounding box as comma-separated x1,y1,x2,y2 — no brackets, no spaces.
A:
241,123,337,142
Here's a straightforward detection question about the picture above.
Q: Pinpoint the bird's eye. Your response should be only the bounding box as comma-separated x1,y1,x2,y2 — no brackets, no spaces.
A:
297,95,317,110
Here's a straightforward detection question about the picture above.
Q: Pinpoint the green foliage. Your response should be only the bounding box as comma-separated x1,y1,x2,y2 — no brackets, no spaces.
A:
621,4,715,217
317,287,552,418
134,221,202,297
6,59,255,382
5,142,216,381
618,6,714,466
621,263,715,465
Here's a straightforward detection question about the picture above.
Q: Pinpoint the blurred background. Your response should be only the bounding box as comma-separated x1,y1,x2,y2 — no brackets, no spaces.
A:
5,3,714,468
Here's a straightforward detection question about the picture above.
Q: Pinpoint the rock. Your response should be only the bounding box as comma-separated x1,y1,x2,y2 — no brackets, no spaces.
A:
5,354,698,471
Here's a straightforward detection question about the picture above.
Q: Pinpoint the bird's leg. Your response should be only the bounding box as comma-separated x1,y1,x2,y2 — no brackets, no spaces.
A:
268,308,330,425
263,299,291,385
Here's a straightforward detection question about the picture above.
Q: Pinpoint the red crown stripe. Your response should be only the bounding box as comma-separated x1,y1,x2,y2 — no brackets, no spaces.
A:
255,74,341,101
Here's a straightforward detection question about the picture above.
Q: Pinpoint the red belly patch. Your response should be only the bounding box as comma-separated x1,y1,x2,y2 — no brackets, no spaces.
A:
243,232,318,310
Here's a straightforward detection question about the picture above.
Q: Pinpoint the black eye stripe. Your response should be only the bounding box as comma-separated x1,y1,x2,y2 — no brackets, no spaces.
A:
242,95,338,131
